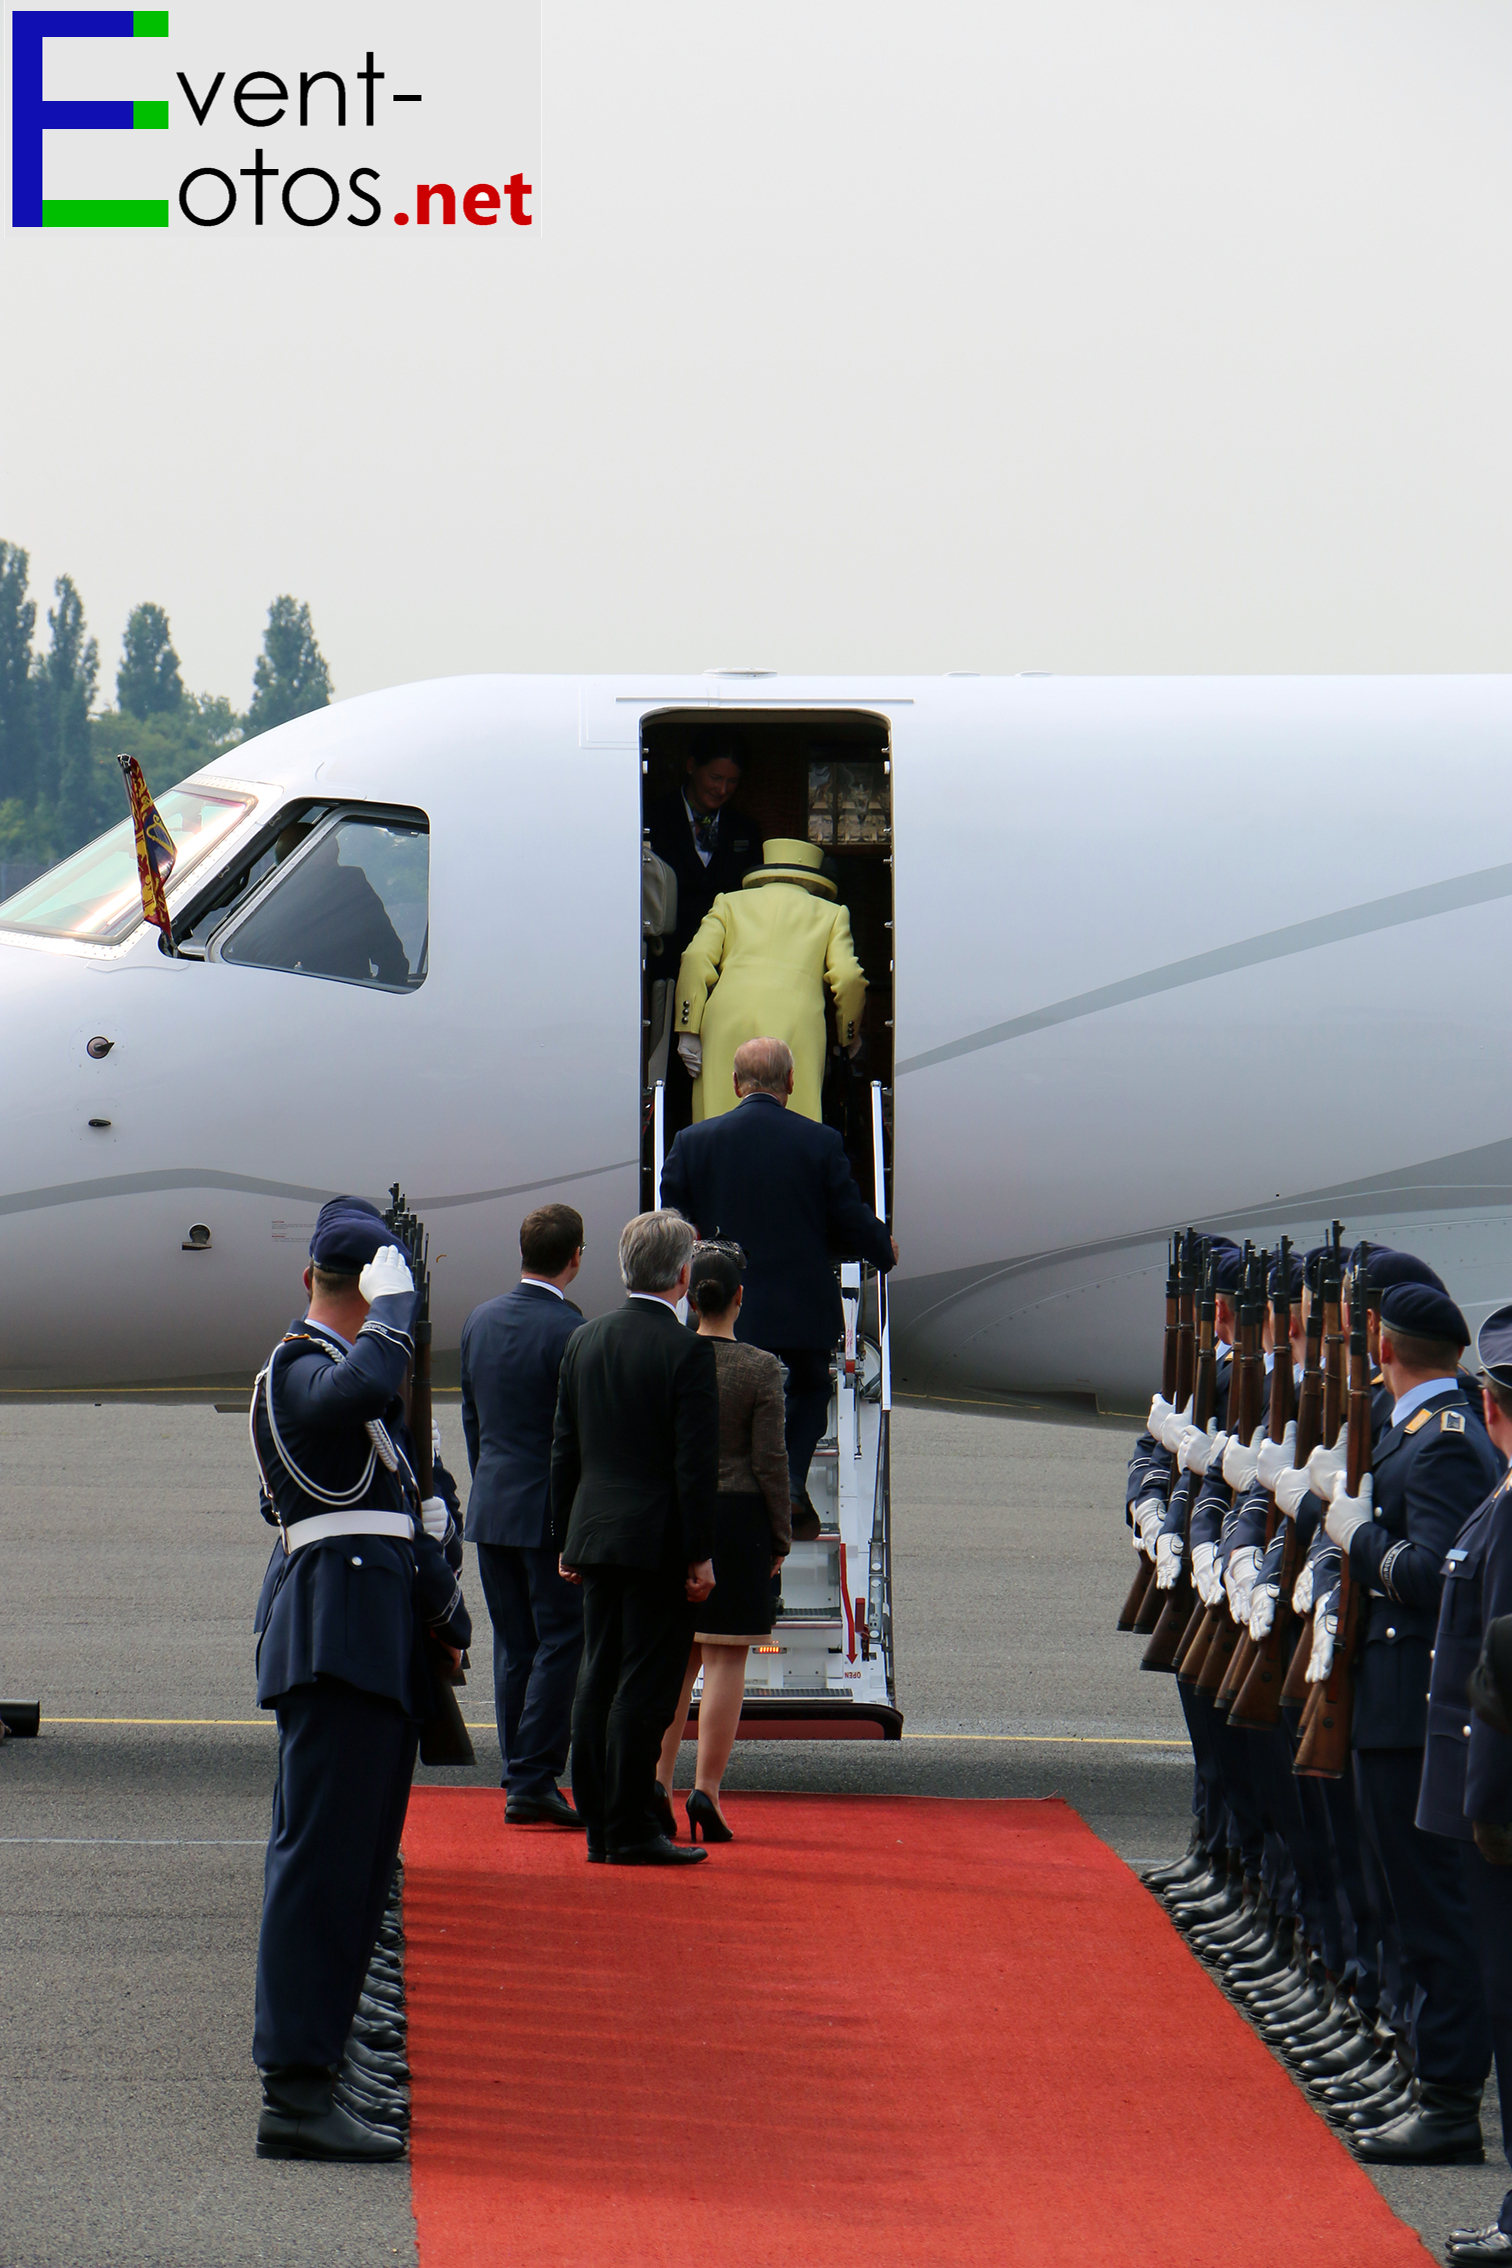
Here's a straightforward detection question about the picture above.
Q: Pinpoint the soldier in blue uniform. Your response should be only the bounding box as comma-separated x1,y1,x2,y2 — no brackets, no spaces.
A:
250,1196,472,2162
1317,1279,1502,2165
1418,1305,1512,2260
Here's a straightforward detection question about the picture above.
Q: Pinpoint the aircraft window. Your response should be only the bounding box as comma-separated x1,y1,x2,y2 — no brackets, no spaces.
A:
217,816,428,991
173,802,332,953
0,785,252,942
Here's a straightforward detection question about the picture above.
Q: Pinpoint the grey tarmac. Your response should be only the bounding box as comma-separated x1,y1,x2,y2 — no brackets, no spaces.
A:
0,1395,1500,2264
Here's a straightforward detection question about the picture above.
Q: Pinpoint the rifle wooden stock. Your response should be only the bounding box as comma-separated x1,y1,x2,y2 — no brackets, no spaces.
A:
1178,1600,1220,1682
1280,1614,1315,1708
1294,1285,1372,1781
1195,1610,1242,1695
1199,1254,1264,1703
1140,1564,1193,1670
1131,1555,1167,1634
1230,1298,1327,1729
1117,1554,1156,1631
1119,1247,1186,1633
1141,1268,1218,1665
1217,1627,1257,1707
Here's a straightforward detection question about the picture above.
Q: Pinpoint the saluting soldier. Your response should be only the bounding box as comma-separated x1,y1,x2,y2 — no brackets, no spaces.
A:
1417,1305,1512,2262
1317,1280,1501,2165
250,1196,472,2162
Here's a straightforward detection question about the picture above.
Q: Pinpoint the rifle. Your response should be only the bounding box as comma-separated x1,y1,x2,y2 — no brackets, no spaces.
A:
1141,1241,1216,1670
1278,1222,1349,1710
1195,1245,1269,1698
383,1183,475,1769
1118,1232,1188,1632
1177,1242,1258,1683
1293,1259,1373,1777
1216,1237,1299,1709
1229,1236,1327,1728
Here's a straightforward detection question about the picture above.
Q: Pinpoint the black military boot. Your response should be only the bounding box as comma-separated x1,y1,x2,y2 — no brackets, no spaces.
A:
1447,2223,1512,2261
1352,2082,1485,2165
256,2066,404,2161
1141,1830,1207,1891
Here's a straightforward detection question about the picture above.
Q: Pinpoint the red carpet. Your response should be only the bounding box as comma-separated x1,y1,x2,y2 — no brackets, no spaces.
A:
402,1792,1432,2268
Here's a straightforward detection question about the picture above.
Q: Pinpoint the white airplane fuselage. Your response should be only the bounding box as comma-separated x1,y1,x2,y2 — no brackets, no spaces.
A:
3,671,1510,1403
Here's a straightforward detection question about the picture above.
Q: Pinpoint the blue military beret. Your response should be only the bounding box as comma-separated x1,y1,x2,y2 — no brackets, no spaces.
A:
1205,1239,1244,1293
309,1196,390,1272
1379,1280,1470,1347
1269,1250,1305,1297
1350,1245,1447,1299
1476,1303,1512,1390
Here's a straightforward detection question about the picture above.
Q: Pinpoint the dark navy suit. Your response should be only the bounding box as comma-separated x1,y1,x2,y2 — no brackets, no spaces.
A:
1420,1469,1512,2221
1348,1384,1501,2087
251,1295,470,2077
461,1280,585,1799
660,1091,894,1499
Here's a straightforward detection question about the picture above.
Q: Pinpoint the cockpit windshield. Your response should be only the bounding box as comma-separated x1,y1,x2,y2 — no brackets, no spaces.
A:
0,784,253,942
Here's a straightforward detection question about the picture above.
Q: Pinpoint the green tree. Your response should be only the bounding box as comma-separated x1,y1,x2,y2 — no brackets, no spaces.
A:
91,692,243,796
34,575,104,839
243,595,332,740
117,601,184,718
0,541,39,810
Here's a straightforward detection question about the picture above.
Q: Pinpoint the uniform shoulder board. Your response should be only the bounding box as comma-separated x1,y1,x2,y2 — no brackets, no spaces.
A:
1440,1409,1467,1433
1404,1408,1434,1434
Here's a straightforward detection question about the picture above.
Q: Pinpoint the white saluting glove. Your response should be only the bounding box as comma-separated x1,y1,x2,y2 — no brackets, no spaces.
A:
1155,1531,1184,1590
1179,1420,1220,1477
1149,1393,1176,1437
419,1496,450,1542
431,1419,443,1462
1222,1427,1265,1493
1306,1603,1339,1684
1224,1545,1262,1624
1249,1582,1279,1642
1158,1399,1194,1453
1191,1540,1221,1607
677,1035,703,1078
1274,1464,1313,1521
358,1244,414,1301
1305,1424,1348,1506
1292,1559,1316,1616
1134,1496,1166,1555
1256,1423,1297,1493
1324,1472,1372,1552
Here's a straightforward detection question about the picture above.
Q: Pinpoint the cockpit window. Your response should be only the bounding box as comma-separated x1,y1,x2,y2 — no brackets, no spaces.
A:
217,815,428,991
0,784,252,942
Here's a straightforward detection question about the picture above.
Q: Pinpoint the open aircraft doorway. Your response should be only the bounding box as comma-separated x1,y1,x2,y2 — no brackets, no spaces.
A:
639,707,900,1739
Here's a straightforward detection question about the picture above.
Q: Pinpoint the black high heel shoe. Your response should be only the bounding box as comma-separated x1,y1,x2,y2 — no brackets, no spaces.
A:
686,1790,733,1844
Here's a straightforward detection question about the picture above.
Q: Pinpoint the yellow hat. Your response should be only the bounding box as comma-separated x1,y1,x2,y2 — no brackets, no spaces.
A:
741,837,837,899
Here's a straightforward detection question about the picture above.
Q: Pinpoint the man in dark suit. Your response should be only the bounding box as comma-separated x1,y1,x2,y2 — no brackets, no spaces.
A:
461,1204,586,1828
659,1034,896,1536
551,1210,718,1866
645,732,760,1133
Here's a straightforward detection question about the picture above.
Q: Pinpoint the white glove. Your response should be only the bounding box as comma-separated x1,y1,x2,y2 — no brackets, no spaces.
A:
1324,1472,1372,1552
1274,1464,1313,1521
1256,1422,1298,1493
1249,1582,1279,1642
419,1495,449,1542
1192,1540,1221,1607
1158,1399,1194,1453
1134,1496,1166,1555
1155,1531,1184,1590
431,1419,443,1462
677,1034,703,1078
1224,1544,1262,1625
358,1244,414,1302
1222,1427,1265,1493
1306,1604,1338,1684
1292,1559,1316,1615
1179,1420,1220,1477
1149,1393,1176,1437
1305,1424,1348,1505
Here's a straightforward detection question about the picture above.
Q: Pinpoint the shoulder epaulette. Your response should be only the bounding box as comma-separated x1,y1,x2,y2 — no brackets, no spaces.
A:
1441,1409,1467,1433
1405,1408,1433,1434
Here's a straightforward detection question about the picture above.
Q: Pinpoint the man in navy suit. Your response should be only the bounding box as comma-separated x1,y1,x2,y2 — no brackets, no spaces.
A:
659,1035,896,1535
461,1204,586,1827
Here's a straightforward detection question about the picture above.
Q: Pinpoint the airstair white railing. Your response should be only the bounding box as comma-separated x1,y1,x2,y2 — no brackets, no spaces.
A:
870,1079,891,1412
653,1079,666,1208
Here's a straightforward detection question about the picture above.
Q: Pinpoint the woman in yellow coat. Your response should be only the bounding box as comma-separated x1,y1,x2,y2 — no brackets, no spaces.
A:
673,839,868,1122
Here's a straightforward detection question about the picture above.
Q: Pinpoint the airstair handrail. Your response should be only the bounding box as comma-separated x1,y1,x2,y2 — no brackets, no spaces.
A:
653,1079,666,1209
870,1080,891,1413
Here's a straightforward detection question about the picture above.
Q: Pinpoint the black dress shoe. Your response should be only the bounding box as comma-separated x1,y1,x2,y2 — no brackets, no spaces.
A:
790,1498,822,1541
1342,2084,1416,2134
1352,2086,1485,2164
586,1845,606,1864
506,1787,586,1829
343,2035,409,2082
1159,1864,1223,1907
1142,1841,1208,1890
257,2098,404,2161
606,1836,708,1866
1448,2225,1512,2261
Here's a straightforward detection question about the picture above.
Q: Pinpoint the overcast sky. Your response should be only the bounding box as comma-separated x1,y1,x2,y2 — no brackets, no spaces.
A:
3,0,1510,708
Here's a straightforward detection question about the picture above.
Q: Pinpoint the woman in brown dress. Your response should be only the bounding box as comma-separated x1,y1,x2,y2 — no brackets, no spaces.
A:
655,1242,791,1842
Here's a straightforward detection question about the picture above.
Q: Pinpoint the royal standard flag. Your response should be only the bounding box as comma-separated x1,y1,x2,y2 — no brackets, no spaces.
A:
117,754,177,943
